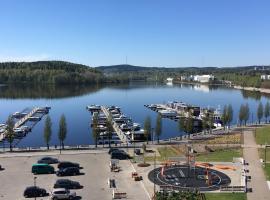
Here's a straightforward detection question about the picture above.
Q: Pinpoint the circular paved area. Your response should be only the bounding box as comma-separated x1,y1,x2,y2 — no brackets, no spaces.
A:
148,165,231,191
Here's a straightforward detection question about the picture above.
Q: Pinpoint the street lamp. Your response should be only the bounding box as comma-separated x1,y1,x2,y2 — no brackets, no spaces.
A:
33,176,37,200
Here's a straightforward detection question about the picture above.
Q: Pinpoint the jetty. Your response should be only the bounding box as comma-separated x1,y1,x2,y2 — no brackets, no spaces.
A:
101,106,130,144
0,107,50,142
87,105,146,145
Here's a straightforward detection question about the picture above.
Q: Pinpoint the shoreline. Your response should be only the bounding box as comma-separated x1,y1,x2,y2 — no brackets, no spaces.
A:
233,85,270,94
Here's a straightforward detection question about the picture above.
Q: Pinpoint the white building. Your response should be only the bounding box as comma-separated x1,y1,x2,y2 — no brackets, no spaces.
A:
193,75,214,83
166,77,173,83
261,75,270,80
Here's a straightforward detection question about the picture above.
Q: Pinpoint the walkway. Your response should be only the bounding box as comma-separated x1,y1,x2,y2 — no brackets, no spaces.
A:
243,130,269,200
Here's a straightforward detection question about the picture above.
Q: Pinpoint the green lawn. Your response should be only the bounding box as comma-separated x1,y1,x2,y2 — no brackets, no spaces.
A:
205,193,247,200
264,163,270,180
144,146,182,162
196,148,242,162
255,126,270,145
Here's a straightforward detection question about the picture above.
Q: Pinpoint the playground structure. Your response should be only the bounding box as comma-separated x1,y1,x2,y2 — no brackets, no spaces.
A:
148,149,232,192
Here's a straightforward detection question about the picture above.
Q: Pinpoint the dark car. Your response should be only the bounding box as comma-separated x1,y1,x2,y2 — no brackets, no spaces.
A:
54,179,82,189
23,186,47,198
56,167,80,176
111,151,130,160
37,157,59,164
57,161,80,169
108,148,125,154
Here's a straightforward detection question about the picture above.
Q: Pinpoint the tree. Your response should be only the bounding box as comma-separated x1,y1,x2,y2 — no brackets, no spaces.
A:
265,101,270,123
92,112,99,148
58,114,67,149
222,105,228,130
227,104,233,129
106,114,114,148
144,116,151,144
202,115,208,134
257,102,263,124
208,113,214,134
155,114,162,143
239,104,245,126
6,115,15,152
43,115,52,150
243,103,250,126
186,113,194,138
178,117,185,139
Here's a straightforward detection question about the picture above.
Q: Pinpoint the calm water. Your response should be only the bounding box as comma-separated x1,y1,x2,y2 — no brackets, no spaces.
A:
0,83,268,147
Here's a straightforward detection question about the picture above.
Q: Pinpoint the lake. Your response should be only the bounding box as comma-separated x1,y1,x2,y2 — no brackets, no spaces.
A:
0,82,268,147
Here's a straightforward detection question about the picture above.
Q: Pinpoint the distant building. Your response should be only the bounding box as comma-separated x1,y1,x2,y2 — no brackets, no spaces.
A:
166,77,173,83
193,75,214,83
261,75,270,80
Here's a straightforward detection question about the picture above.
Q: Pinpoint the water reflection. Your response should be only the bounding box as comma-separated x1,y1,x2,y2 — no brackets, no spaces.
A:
0,84,102,99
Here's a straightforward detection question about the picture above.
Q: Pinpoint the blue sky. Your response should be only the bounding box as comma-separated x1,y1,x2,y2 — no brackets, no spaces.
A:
0,0,269,67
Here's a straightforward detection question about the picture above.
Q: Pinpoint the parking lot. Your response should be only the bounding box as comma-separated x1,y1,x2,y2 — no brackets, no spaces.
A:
0,150,150,200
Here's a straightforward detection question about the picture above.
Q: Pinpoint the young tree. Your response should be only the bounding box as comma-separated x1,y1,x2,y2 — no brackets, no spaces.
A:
239,104,245,126
186,113,194,138
6,115,15,152
92,112,99,148
106,114,114,148
257,102,263,124
265,101,270,123
155,114,162,143
222,105,228,130
243,103,250,126
178,117,186,139
227,104,233,129
43,115,52,150
208,113,214,134
144,116,151,144
202,115,208,134
58,114,67,149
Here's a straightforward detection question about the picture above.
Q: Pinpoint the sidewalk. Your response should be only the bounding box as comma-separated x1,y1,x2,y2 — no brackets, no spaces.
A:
243,130,269,200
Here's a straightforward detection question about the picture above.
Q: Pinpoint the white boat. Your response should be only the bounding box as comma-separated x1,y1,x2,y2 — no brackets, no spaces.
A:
159,109,177,117
87,105,101,111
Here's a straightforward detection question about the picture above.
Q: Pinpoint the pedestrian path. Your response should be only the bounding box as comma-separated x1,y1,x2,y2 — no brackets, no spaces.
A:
243,130,269,200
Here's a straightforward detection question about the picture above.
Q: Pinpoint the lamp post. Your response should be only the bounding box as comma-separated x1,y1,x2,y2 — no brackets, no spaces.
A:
33,176,37,200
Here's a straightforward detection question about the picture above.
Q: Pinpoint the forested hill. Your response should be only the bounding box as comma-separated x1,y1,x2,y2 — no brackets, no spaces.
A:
0,61,105,84
97,64,270,87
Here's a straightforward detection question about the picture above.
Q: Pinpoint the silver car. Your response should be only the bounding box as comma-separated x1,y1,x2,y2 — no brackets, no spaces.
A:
51,188,76,200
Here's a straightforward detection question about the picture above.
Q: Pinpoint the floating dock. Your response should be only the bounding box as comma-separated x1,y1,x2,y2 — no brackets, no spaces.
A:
87,105,146,145
0,107,50,142
101,106,130,144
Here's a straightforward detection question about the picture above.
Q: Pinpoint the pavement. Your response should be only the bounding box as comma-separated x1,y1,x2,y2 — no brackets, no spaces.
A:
0,151,150,200
243,130,270,200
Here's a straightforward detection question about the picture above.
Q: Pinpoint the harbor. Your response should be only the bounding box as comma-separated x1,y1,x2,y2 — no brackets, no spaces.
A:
0,107,51,144
87,105,146,145
145,101,223,130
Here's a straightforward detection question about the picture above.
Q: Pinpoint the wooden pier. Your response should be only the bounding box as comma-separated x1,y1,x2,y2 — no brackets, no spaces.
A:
101,106,130,144
0,107,40,142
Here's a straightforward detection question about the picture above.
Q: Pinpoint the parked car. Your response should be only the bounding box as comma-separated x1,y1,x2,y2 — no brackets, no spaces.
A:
32,163,55,174
111,151,130,160
57,161,80,169
108,148,125,154
23,186,47,198
38,157,59,164
134,149,141,155
51,188,76,200
56,167,80,176
54,179,82,189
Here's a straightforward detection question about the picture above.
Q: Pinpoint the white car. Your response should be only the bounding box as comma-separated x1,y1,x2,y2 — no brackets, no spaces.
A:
51,188,76,200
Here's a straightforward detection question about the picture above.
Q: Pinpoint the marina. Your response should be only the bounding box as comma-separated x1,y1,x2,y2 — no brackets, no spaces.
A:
0,107,51,144
87,105,147,145
145,101,223,130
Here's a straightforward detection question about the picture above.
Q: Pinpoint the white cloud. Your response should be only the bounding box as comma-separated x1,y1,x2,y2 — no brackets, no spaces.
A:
0,54,51,62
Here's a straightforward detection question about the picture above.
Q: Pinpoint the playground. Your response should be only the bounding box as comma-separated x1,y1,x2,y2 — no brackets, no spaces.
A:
148,163,231,191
